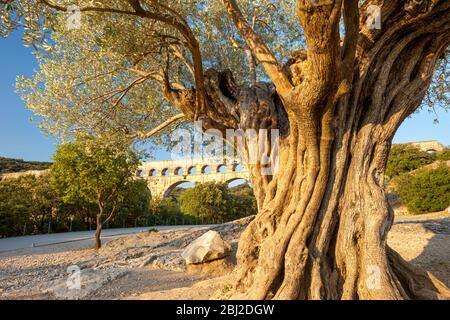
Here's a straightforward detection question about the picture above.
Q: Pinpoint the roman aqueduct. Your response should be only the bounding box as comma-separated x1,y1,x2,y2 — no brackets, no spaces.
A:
136,157,250,198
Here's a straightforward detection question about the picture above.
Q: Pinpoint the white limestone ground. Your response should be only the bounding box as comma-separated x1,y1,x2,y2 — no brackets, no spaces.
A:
0,217,250,299
0,213,448,300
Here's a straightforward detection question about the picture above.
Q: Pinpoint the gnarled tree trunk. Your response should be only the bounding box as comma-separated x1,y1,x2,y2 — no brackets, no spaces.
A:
231,114,449,300
158,0,450,299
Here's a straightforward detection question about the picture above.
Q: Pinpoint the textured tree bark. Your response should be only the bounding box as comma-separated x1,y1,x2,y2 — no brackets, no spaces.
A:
230,122,450,300
95,214,102,250
94,200,117,249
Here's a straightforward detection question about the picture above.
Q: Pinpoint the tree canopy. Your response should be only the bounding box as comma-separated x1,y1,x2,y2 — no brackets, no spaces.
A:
51,136,140,206
0,0,299,141
51,134,140,248
0,0,446,145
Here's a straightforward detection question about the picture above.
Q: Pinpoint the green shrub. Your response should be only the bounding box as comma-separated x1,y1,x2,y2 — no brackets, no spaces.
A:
179,182,256,224
386,144,435,177
147,197,189,225
179,182,232,223
437,148,450,161
394,164,450,214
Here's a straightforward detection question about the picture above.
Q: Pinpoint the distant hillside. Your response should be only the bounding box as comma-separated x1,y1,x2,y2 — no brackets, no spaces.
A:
0,157,52,175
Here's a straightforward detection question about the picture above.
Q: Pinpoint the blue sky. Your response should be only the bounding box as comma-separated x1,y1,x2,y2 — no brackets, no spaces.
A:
0,33,449,162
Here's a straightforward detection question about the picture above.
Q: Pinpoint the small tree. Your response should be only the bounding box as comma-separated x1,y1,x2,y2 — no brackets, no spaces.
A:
51,136,140,249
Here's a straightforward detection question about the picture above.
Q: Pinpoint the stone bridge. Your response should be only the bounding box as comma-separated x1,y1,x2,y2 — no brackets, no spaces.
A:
137,157,250,198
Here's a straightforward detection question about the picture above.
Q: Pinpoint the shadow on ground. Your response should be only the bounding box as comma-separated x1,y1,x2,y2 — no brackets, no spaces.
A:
393,217,450,287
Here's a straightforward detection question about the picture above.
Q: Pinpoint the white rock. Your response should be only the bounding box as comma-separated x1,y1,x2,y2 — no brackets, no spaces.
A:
181,230,232,264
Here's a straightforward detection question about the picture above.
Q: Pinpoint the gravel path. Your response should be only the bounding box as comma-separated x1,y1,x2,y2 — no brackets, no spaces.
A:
0,219,248,299
0,213,448,300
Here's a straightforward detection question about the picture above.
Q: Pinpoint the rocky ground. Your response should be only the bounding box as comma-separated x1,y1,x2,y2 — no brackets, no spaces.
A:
0,213,448,300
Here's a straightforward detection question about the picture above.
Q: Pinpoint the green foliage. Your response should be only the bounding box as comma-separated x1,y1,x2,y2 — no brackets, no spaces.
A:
179,182,256,223
145,197,189,225
0,175,59,237
51,135,140,210
437,148,450,161
0,168,257,236
3,0,445,145
179,182,231,223
386,144,435,177
228,184,258,220
394,164,450,214
0,173,153,237
114,179,151,228
422,56,450,114
0,157,51,174
156,198,183,216
145,182,256,225
5,0,301,143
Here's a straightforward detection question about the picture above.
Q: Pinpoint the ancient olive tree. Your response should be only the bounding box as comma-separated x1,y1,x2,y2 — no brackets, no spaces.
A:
2,0,450,299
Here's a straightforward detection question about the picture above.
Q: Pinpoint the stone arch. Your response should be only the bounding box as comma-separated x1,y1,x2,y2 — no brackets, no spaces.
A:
232,163,243,172
188,166,197,174
201,165,211,174
141,158,249,198
226,177,249,184
174,167,184,175
226,177,251,188
216,164,227,173
163,180,195,198
136,169,144,177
